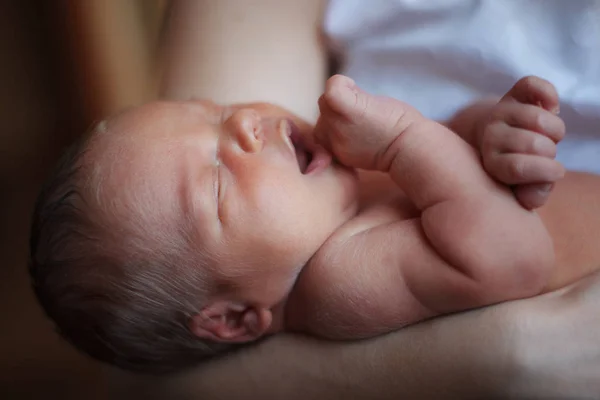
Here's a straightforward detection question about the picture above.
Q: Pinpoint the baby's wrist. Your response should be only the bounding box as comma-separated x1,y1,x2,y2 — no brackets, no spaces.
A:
375,133,404,173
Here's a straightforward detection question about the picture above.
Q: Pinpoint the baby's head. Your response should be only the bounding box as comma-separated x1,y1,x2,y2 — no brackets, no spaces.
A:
29,100,358,373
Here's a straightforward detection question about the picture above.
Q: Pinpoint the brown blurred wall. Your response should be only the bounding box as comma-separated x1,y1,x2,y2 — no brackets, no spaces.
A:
0,1,164,398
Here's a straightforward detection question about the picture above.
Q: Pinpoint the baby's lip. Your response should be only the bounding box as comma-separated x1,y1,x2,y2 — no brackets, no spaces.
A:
304,146,332,175
280,119,309,173
279,118,333,174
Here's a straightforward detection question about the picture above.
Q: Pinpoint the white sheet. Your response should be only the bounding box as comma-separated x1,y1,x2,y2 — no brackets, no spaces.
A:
324,0,600,173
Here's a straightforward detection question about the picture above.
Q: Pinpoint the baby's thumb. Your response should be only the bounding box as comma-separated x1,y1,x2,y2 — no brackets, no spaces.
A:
513,183,553,210
313,103,334,152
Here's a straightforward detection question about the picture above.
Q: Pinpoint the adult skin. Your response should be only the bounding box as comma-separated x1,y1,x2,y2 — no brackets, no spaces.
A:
108,1,600,398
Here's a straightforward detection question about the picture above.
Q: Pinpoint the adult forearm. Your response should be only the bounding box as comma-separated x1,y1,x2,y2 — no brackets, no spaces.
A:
160,0,328,122
109,305,520,400
109,272,600,400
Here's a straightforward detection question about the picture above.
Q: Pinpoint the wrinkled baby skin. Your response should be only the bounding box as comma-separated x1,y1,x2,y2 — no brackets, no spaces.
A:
285,75,555,339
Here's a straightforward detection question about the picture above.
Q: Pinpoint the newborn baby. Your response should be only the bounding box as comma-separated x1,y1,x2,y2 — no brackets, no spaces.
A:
29,75,600,374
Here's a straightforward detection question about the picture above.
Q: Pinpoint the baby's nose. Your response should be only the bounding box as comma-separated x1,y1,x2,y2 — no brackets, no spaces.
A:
224,108,264,153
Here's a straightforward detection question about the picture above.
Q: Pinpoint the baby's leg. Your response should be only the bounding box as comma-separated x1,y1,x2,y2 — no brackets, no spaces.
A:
318,76,553,294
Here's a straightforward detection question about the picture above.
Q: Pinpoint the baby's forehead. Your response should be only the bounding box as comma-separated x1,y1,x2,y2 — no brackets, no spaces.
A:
88,100,219,180
112,100,222,136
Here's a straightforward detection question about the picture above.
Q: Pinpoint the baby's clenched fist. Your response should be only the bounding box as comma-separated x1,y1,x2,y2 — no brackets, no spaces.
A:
479,76,566,209
314,75,425,171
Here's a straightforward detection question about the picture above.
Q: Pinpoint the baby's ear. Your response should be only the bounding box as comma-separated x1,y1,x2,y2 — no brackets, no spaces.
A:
189,301,272,343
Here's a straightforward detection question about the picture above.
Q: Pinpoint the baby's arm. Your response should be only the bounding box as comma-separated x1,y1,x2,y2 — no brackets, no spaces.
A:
312,76,558,331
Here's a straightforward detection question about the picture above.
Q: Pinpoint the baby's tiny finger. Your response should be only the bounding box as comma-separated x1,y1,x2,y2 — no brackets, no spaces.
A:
484,153,565,185
503,75,560,113
482,122,557,158
489,103,566,143
313,116,333,150
513,183,553,210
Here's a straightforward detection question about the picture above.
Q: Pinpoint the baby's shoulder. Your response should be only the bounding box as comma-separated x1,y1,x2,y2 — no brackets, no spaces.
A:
287,199,419,334
292,192,419,298
306,195,419,278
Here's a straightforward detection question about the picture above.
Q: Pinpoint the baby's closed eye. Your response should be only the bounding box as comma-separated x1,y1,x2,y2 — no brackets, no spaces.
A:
213,160,223,223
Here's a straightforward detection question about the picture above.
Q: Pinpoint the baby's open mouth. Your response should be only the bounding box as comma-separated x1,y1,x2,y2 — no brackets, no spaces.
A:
290,133,314,174
282,118,332,175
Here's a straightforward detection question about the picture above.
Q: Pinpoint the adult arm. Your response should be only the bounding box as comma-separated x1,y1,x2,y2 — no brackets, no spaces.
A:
159,0,328,122
108,271,600,399
109,301,520,399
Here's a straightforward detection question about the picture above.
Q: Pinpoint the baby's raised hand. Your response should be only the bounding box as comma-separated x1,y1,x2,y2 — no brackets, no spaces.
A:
479,76,566,209
314,75,424,171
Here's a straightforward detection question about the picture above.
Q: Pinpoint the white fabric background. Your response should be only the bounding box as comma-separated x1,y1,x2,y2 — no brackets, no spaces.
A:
324,0,600,173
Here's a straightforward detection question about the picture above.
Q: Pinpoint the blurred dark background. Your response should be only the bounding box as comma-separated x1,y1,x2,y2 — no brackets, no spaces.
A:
1,1,165,398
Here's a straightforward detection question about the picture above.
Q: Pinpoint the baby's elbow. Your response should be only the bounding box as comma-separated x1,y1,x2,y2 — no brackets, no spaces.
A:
471,232,554,302
516,244,554,296
502,233,555,298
